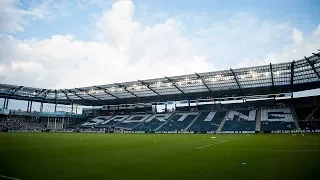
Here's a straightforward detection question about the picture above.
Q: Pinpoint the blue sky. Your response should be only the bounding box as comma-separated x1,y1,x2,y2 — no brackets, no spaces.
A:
12,0,320,41
0,0,320,110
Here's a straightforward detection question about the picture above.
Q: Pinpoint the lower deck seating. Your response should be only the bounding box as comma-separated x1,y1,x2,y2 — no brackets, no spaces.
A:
296,106,320,130
260,108,295,131
158,113,197,132
261,121,295,131
133,114,170,131
0,119,25,131
298,121,320,130
24,122,44,131
189,111,226,132
96,115,130,127
80,116,110,127
295,107,315,121
116,115,150,129
222,110,256,131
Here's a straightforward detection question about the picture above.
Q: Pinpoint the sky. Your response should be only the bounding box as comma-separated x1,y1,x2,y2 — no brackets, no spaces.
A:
0,0,320,111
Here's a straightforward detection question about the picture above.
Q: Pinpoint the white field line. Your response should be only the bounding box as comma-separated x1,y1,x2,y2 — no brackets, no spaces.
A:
197,136,247,150
208,149,320,152
305,136,320,141
0,174,22,180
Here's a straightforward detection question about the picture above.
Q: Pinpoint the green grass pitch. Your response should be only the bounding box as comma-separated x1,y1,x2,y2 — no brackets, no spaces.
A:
0,133,320,180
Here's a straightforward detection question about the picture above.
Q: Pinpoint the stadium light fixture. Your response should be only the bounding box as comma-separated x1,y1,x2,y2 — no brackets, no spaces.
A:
177,81,183,86
273,71,280,76
109,87,116,92
156,81,162,88
184,77,190,84
206,77,215,82
250,71,258,79
264,72,271,77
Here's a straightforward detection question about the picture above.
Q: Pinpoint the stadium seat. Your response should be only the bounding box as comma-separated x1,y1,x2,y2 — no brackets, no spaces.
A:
260,108,295,131
189,111,227,132
133,113,172,132
222,110,256,131
116,115,151,129
157,113,198,132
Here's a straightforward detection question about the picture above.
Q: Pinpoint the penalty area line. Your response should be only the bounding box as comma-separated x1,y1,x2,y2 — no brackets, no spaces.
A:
0,174,22,180
305,136,320,141
197,136,247,150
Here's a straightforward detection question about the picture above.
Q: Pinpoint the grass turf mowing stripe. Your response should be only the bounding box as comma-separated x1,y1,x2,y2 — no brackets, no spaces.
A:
196,135,247,149
0,174,22,180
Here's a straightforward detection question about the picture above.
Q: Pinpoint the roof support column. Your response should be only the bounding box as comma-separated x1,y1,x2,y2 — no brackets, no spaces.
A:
230,68,241,91
5,98,8,109
27,101,30,112
29,101,33,112
164,76,185,94
40,102,43,113
138,80,160,95
195,73,211,92
270,63,275,95
165,103,167,113
305,56,320,79
3,98,6,109
54,90,57,113
290,61,295,86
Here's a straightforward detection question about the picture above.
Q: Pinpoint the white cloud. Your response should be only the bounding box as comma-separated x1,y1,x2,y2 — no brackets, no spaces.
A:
235,26,320,68
314,24,320,36
0,0,26,33
292,28,304,44
0,0,214,88
0,0,319,90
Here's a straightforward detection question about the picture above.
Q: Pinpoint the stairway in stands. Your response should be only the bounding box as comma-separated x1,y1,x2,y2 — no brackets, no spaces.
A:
130,114,153,130
290,106,300,130
154,112,176,131
255,108,261,131
305,106,320,121
184,112,201,131
217,110,230,132
113,115,132,127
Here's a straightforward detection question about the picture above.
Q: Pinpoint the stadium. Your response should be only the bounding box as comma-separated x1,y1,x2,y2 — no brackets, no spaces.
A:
0,52,320,180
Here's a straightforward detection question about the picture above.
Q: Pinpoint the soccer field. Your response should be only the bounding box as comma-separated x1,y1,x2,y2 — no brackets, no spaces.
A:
0,133,319,180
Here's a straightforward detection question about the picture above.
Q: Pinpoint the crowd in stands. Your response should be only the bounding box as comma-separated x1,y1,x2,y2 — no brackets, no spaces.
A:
0,118,44,132
0,118,25,131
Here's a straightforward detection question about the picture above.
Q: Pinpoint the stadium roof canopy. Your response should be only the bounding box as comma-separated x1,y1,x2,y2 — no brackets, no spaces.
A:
1,52,320,106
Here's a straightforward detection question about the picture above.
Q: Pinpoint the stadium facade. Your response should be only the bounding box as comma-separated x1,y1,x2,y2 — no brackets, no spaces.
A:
1,52,320,133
